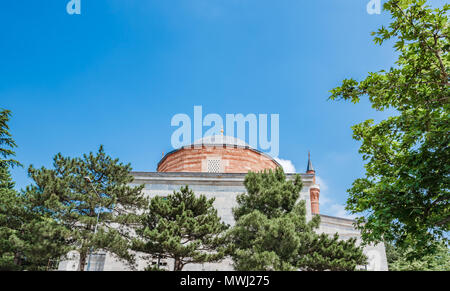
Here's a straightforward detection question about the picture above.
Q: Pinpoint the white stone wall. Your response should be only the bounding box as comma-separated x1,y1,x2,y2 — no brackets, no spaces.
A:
58,172,387,271
318,214,389,271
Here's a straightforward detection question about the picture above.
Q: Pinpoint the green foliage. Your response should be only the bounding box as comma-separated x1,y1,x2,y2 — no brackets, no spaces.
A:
144,265,166,271
0,109,21,174
229,168,367,271
0,110,21,193
329,0,449,255
297,233,367,271
233,169,303,220
230,207,307,271
386,240,450,270
3,211,71,271
0,109,68,270
0,188,30,271
26,146,147,270
133,186,229,271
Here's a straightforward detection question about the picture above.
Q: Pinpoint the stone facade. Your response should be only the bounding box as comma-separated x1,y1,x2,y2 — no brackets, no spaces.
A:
318,214,388,271
132,172,315,225
57,172,388,271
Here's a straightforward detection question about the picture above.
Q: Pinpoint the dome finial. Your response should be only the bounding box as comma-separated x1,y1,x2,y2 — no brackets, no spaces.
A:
306,151,315,173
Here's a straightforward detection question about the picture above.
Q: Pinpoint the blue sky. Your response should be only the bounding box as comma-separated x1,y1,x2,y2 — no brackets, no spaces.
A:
1,0,444,218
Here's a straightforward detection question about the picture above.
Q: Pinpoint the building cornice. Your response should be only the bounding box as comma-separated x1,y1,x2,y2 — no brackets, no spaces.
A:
131,171,315,187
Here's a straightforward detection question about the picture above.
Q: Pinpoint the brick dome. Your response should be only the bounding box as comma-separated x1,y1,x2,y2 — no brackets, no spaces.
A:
157,135,280,173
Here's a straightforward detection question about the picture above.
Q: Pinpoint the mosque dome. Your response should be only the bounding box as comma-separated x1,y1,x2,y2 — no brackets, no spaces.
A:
192,135,249,147
157,135,280,173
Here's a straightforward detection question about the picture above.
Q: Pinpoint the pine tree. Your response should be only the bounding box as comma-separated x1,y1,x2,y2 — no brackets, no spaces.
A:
26,146,147,271
297,233,367,271
229,168,367,271
0,183,25,270
133,186,229,271
0,109,20,187
0,109,68,270
0,109,25,270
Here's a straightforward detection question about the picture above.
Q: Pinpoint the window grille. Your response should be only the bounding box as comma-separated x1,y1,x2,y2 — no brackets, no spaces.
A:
151,255,168,267
207,159,222,173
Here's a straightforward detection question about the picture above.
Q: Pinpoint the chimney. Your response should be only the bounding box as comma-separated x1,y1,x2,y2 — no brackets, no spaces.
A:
310,184,320,215
306,152,319,214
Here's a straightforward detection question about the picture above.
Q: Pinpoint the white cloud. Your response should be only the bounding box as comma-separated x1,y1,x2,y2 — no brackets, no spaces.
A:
314,177,355,219
315,176,331,205
315,176,328,191
275,158,296,173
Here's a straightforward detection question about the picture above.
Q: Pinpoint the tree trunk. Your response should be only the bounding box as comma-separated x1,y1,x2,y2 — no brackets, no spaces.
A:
13,252,22,268
79,250,88,271
173,258,184,271
173,258,178,271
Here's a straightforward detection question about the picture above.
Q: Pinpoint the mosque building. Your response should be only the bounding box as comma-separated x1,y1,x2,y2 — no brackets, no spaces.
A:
58,135,388,271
